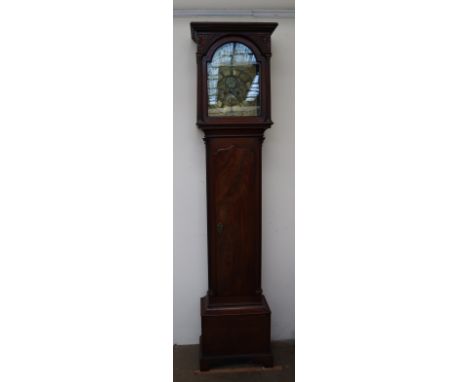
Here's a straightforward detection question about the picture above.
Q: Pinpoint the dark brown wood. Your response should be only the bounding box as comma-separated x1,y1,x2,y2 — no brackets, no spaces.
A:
194,365,283,374
191,22,277,371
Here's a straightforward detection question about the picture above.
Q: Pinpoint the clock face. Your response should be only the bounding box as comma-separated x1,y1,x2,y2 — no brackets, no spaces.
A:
207,42,260,117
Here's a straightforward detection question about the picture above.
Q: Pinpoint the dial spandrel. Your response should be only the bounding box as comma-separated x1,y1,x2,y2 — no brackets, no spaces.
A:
207,43,260,117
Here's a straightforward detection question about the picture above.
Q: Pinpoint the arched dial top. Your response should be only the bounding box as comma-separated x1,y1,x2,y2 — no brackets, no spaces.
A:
207,42,260,117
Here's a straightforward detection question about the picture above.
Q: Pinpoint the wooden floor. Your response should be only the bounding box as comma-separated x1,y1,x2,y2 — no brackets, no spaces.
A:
173,340,294,382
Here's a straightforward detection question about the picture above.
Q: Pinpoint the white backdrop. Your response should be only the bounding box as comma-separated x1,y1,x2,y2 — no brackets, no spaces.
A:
173,16,295,345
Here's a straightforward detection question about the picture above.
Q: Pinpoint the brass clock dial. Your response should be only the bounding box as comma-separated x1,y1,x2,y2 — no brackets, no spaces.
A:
207,42,260,117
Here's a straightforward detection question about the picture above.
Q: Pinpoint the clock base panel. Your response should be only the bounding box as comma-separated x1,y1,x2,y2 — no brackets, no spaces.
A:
199,295,273,371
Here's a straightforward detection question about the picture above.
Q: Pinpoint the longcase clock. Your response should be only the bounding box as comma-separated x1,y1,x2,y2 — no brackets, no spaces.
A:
191,22,278,371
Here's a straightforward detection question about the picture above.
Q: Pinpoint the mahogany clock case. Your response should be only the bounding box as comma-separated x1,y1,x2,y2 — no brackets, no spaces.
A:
191,22,278,371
